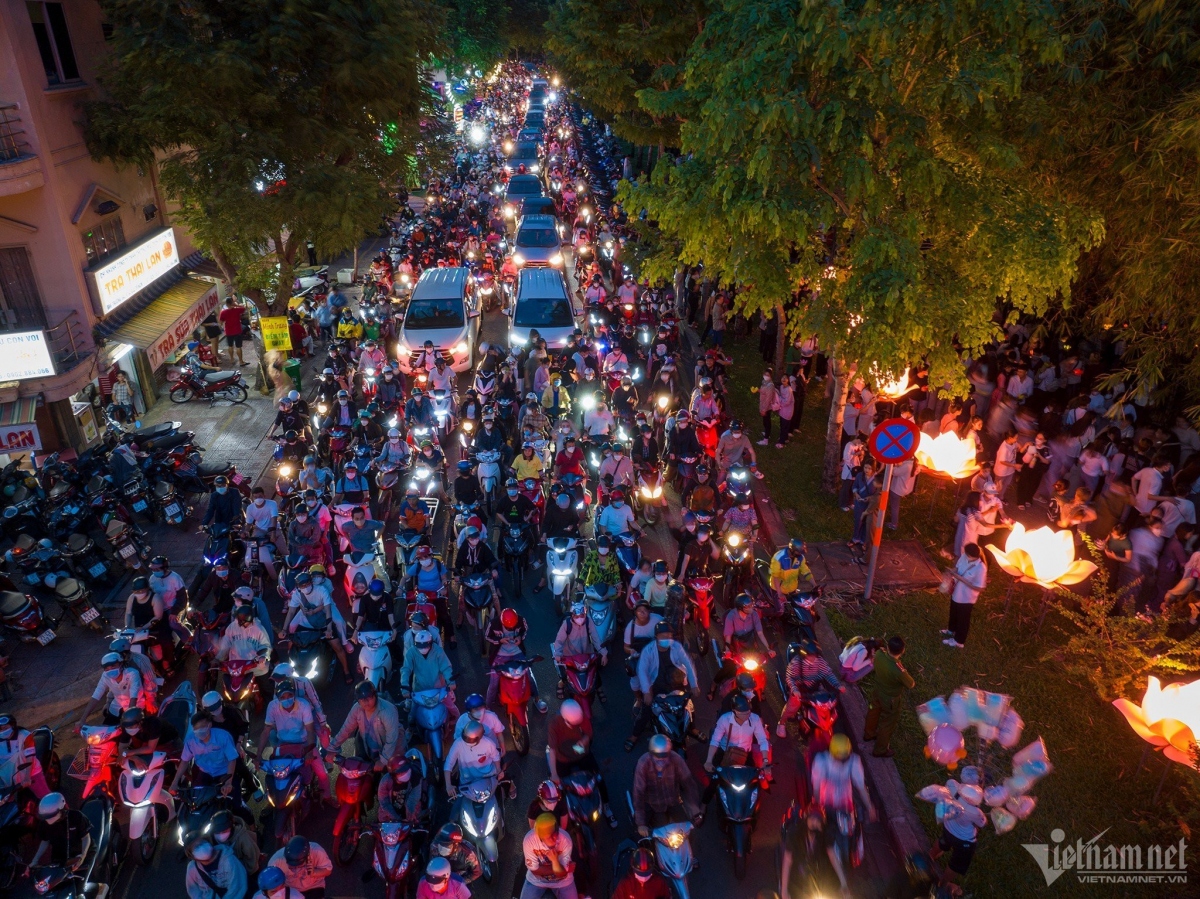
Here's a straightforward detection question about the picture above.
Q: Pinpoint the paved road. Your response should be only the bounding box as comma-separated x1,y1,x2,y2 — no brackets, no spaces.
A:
37,242,907,899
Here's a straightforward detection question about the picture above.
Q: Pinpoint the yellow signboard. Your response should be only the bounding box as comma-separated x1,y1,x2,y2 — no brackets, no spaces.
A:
288,296,307,310
260,316,292,352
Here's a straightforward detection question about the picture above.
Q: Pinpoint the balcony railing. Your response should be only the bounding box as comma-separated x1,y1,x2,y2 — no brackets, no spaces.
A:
0,104,33,163
45,310,89,372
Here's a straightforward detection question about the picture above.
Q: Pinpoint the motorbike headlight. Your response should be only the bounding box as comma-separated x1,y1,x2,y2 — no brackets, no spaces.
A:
306,660,320,679
463,815,479,837
486,807,498,832
743,657,760,672
727,532,742,548
651,486,662,498
666,830,686,849
279,465,292,478
640,486,652,499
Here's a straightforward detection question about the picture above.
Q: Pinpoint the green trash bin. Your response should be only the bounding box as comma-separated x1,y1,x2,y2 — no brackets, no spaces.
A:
283,357,302,392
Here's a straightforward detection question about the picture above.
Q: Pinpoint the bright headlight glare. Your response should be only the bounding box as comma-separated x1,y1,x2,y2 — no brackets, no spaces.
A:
454,342,468,355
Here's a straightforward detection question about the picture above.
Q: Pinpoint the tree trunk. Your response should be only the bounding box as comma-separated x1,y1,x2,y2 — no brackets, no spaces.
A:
272,232,299,314
209,242,239,298
821,359,854,492
772,302,787,374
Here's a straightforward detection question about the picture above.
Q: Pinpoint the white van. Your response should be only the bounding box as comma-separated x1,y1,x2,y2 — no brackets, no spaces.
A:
396,268,480,373
509,268,580,349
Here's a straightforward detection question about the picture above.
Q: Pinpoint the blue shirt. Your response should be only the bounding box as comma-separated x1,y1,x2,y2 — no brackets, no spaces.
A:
181,727,239,777
406,560,446,592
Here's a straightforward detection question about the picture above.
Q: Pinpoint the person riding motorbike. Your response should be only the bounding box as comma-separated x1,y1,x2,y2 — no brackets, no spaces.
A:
211,807,260,877
546,699,619,827
267,836,333,899
701,694,772,803
777,640,845,737
257,681,332,802
430,823,483,884
716,420,763,481
406,545,455,647
626,621,704,751
770,538,816,606
453,693,505,747
377,754,429,824
677,524,719,581
612,848,670,899
75,651,147,733
551,603,608,697
329,681,401,773
596,488,639,538
444,720,502,800
419,856,471,899
810,734,876,897
185,834,247,899
281,573,354,684
400,630,457,724
632,736,702,835
406,388,436,429
0,713,50,798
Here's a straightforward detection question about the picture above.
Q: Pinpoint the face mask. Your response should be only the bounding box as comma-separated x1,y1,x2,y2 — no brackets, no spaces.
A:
339,399,349,406
732,432,743,439
254,498,265,507
507,489,518,498
419,645,432,655
216,570,230,580
301,585,313,595
305,463,315,471
216,487,228,495
390,438,400,444
613,500,624,508
307,500,318,509
656,639,671,650
125,726,141,736
598,547,608,555
214,830,232,844
655,574,667,583
557,496,570,508
281,698,296,710
194,728,211,742
296,514,309,524
635,874,652,884
572,615,586,625
421,559,433,568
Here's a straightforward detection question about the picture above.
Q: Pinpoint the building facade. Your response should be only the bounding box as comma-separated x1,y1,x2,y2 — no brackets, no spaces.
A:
0,0,223,458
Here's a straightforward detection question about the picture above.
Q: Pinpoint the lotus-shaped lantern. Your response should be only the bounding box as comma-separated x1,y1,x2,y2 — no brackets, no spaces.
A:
915,431,979,479
1113,677,1200,766
986,523,1096,589
869,365,915,400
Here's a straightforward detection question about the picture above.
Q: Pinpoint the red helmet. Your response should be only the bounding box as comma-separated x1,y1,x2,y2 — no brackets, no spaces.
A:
631,848,654,877
537,780,560,803
416,545,433,559
501,608,519,630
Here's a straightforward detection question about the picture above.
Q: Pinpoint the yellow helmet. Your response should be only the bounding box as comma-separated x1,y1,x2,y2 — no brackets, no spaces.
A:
829,733,852,760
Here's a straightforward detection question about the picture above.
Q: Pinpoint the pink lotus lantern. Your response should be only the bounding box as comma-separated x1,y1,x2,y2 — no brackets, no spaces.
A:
986,522,1097,590
1114,677,1200,766
915,431,979,479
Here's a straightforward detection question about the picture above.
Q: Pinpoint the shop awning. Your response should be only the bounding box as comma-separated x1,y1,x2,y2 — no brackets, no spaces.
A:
0,396,38,426
105,276,221,369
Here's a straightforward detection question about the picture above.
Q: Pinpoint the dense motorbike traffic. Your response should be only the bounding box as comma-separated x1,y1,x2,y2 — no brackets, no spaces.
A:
0,64,889,899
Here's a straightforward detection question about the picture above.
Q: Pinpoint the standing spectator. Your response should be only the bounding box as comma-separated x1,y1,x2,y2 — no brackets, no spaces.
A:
755,369,779,446
1077,442,1110,496
775,375,796,447
109,371,140,425
314,296,336,345
850,460,879,551
1131,457,1172,522
1102,522,1134,601
887,457,918,530
993,431,1021,499
218,297,248,367
942,543,986,650
709,294,727,348
202,313,223,361
1087,475,1133,542
862,635,915,758
520,813,577,899
928,795,987,892
1016,433,1051,510
839,435,865,511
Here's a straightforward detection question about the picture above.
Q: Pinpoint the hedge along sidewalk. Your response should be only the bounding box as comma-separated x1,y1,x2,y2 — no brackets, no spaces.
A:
752,477,930,862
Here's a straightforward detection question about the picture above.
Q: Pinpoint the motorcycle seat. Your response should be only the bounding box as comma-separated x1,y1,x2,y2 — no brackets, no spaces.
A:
55,578,84,600
13,533,35,553
67,533,91,554
203,371,240,383
154,481,176,498
0,590,30,616
48,482,73,501
197,461,230,477
140,431,192,453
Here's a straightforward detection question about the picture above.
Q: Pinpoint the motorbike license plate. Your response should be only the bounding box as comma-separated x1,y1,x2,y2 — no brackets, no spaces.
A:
164,503,181,517
37,629,56,646
231,472,245,485
80,607,100,624
118,543,138,559
132,499,148,512
88,562,108,578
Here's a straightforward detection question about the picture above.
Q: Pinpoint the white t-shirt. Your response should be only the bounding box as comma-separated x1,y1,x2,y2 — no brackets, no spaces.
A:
1131,467,1163,515
952,555,987,605
266,696,314,745
245,499,280,531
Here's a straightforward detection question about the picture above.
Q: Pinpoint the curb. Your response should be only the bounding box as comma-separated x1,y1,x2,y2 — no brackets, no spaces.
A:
752,484,930,862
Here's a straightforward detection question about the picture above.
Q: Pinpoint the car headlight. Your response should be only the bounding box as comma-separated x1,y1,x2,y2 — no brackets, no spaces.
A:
504,206,515,218
510,332,527,346
454,341,468,355
549,253,564,267
512,253,525,266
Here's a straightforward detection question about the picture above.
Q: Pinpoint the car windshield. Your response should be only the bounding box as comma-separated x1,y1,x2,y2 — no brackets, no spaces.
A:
508,184,542,200
404,297,463,330
514,297,573,328
517,229,558,249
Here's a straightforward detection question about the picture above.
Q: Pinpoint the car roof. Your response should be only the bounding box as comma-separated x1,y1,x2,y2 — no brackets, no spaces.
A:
506,174,543,194
512,142,539,156
518,214,557,231
521,197,556,213
517,267,570,297
411,266,470,299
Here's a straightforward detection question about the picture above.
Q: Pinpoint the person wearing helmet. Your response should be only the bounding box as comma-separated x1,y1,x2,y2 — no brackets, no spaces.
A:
778,640,845,739
622,600,664,696
540,369,572,423
578,534,620,592
281,573,353,683
267,835,333,897
626,621,702,751
330,681,402,772
399,624,456,718
613,846,669,899
526,778,568,831
678,524,719,584
116,706,178,764
429,821,482,884
360,338,387,378
551,604,608,696
418,856,471,899
0,713,50,799
29,792,90,869
722,488,760,544
75,649,146,734
635,560,672,616
352,577,397,643
257,681,332,802
582,392,615,439
770,537,815,605
270,662,328,744
252,864,297,899
716,419,764,482
353,406,385,449
320,387,358,432
108,634,159,715
810,734,875,896
611,377,639,423
148,555,190,636
444,719,502,800
453,693,504,747
200,688,251,748
185,829,248,899
218,602,273,691
397,486,432,534
721,671,764,716
632,735,702,836
377,364,403,412
268,397,306,441
454,523,502,603
483,607,546,711
553,430,586,479
452,457,485,509
546,700,619,828
243,486,281,581
711,593,774,691
596,486,639,538
286,499,326,569
702,693,772,802
211,807,261,877
403,609,443,654
123,574,177,674
378,751,430,824
521,812,576,899
332,460,370,508
405,386,435,429
202,472,246,532
405,543,455,647
182,339,218,378
512,442,545,483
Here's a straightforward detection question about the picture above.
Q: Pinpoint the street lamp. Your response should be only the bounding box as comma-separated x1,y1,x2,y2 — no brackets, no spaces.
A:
1114,676,1200,767
914,431,979,480
985,523,1097,591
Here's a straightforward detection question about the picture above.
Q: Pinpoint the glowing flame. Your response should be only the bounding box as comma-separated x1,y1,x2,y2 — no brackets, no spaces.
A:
915,431,978,479
986,522,1096,589
872,366,913,400
1114,677,1200,766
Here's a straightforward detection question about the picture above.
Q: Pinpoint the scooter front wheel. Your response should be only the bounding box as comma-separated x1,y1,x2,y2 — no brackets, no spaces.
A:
135,827,158,866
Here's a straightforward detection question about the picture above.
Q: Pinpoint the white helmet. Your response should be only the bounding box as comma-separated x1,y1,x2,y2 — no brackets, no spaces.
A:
38,792,67,822
560,699,584,726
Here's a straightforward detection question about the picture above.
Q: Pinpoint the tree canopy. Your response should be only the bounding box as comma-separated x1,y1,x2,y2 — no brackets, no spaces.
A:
620,0,1100,396
86,0,442,310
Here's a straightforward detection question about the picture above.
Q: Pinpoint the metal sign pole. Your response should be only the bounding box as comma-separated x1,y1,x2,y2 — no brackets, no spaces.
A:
863,462,894,601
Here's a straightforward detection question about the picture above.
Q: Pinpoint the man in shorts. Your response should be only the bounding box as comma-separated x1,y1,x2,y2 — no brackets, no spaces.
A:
218,296,247,366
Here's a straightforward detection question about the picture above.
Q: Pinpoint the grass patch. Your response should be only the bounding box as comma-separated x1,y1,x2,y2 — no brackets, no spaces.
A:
715,338,1200,898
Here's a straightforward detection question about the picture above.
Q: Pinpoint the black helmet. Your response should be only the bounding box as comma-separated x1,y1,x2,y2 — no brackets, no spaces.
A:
120,708,145,728
436,823,464,846
735,673,756,693
150,555,169,570
284,835,310,866
131,576,150,593
731,693,751,713
354,680,378,700
654,620,673,636
284,429,298,442
209,809,234,834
